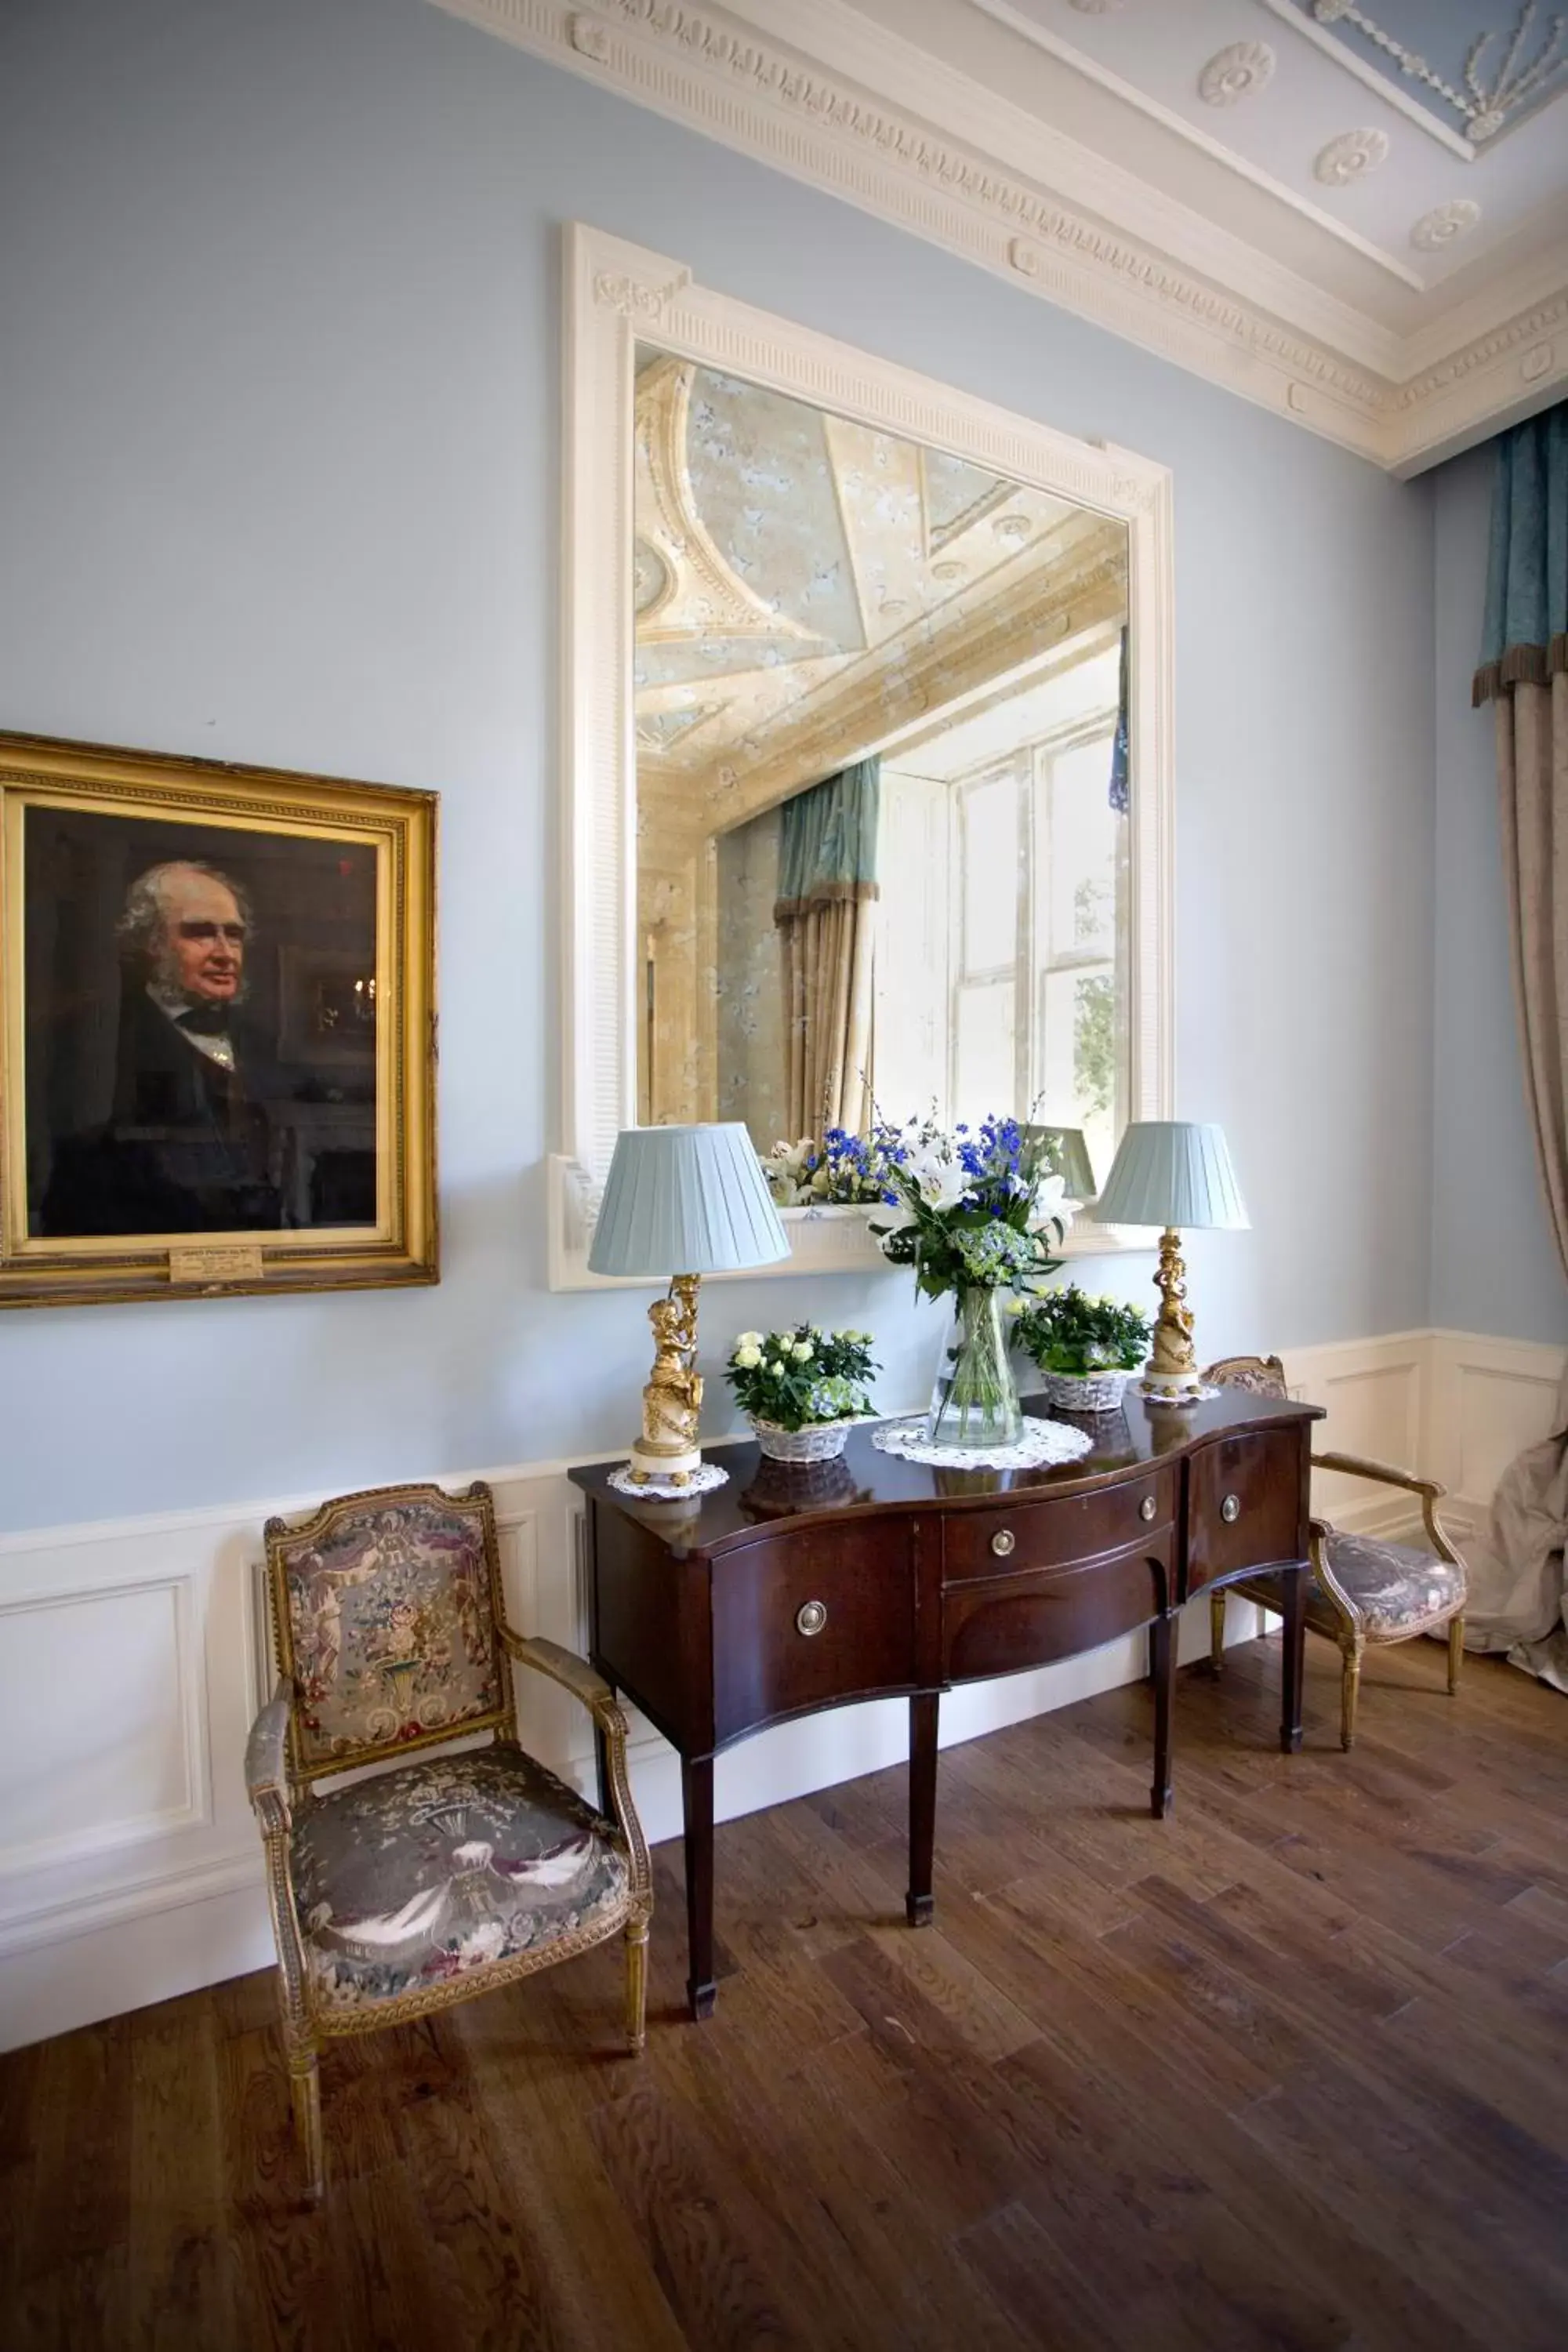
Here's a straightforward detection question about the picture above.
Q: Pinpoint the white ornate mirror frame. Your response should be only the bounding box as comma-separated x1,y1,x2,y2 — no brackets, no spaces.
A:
549,223,1174,1289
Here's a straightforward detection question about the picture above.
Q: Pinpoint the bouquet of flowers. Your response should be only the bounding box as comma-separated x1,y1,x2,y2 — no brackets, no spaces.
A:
759,1129,890,1207
724,1323,879,1454
869,1112,1069,1447
1011,1287,1150,1376
869,1112,1068,1300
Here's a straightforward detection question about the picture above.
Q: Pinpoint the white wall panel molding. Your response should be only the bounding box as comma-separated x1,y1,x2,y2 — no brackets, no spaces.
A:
1425,1328,1566,1532
2,1326,1560,2049
424,0,1568,472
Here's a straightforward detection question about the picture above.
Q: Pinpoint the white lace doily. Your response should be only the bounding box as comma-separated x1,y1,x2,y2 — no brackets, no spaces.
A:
871,1418,1094,1472
607,1461,730,1501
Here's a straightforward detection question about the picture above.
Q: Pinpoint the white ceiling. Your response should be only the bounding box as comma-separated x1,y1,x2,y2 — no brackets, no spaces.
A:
962,0,1568,317
427,0,1568,470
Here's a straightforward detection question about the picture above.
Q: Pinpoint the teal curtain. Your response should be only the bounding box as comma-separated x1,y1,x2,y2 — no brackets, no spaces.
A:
775,758,880,916
1474,400,1568,706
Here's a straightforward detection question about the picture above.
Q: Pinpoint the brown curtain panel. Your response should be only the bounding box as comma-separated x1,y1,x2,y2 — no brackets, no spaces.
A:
1494,675,1568,1276
1468,404,1568,1683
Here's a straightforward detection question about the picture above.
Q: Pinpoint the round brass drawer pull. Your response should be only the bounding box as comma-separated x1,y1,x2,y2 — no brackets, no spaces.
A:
1139,1494,1158,1523
796,1599,828,1637
990,1529,1016,1558
1221,1494,1242,1524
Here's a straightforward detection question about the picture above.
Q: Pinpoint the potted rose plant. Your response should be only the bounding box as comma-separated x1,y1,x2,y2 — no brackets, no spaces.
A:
725,1323,880,1462
1010,1286,1152,1413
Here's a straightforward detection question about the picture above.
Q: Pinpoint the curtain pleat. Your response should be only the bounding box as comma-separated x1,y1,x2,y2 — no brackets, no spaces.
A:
775,759,879,1137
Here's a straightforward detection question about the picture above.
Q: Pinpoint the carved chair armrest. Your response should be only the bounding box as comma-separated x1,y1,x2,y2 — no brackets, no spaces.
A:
245,1678,295,1835
1312,1449,1443,1500
499,1627,651,1903
1307,1515,1362,1628
501,1628,616,1719
1310,1454,1463,1570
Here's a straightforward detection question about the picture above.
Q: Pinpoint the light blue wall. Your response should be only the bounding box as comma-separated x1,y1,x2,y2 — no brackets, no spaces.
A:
1431,446,1568,1340
0,0,1437,1532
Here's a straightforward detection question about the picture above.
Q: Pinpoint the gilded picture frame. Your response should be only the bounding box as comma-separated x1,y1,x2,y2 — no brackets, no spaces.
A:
0,731,437,1308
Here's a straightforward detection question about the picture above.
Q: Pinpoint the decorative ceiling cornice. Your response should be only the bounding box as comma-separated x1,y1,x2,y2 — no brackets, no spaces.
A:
426,0,1568,473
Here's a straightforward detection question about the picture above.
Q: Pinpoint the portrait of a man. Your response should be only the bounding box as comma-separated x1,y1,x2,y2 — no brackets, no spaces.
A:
23,807,380,1241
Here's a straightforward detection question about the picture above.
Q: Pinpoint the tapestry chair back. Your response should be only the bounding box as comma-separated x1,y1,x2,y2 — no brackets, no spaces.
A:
266,1482,517,1783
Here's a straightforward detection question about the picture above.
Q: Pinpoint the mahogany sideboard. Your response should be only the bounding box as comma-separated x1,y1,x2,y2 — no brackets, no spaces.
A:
569,1388,1323,2020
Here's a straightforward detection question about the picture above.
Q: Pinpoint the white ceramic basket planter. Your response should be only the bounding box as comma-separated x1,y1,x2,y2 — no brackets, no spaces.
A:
748,1416,861,1463
1035,1367,1137,1414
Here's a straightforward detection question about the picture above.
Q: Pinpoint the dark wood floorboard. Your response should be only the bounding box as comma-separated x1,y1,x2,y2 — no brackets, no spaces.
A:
3,1639,1567,2350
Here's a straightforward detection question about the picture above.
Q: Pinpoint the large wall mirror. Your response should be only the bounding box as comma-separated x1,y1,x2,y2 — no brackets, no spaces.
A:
551,228,1173,1287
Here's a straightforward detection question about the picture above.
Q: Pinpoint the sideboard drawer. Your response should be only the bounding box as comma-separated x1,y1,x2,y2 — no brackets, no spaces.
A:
944,1544,1171,1683
1185,1426,1305,1593
711,1524,916,1745
942,1469,1177,1584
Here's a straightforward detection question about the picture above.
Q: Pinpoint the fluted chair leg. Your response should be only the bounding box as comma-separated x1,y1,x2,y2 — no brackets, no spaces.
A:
288,2045,325,2201
624,1915,649,2055
1447,1615,1465,1695
1209,1589,1226,1675
1340,1639,1365,1751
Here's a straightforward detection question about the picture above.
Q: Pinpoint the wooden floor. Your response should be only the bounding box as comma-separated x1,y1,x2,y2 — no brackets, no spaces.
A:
4,1635,1568,2352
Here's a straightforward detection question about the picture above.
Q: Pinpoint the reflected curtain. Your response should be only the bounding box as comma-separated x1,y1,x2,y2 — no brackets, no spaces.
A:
1468,401,1568,1686
774,758,879,1139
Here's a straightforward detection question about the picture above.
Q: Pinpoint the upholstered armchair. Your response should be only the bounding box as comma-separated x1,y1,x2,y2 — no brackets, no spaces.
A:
244,1480,652,2200
1204,1357,1468,1749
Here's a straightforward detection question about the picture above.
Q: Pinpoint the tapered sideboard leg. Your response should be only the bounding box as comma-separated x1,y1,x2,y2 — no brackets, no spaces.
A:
1149,1610,1175,1818
681,1751,717,2020
906,1690,939,1926
1280,1563,1307,1754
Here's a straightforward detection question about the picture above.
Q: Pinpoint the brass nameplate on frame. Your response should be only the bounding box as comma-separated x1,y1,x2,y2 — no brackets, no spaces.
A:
168,1243,267,1286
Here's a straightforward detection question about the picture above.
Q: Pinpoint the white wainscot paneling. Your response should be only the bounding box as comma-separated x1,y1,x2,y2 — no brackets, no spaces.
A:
0,1578,203,1878
1284,1330,1428,1532
1427,1330,1566,1530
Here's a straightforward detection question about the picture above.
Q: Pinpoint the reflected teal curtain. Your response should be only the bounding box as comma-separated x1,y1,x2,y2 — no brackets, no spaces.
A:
1474,401,1568,706
774,758,880,914
773,759,880,1139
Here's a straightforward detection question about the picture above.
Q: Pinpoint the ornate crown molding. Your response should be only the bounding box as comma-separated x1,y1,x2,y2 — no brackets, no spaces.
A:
426,0,1568,471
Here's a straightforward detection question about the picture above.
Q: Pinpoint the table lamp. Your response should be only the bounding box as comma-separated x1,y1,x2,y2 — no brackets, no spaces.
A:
1093,1121,1249,1403
588,1123,790,1488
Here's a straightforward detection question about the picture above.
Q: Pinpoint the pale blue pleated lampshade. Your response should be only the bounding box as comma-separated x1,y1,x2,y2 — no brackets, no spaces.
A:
1094,1121,1250,1231
587,1123,791,1277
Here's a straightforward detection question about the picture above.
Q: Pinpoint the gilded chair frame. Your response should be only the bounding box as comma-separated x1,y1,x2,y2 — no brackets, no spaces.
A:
1204,1356,1467,1748
245,1479,653,2201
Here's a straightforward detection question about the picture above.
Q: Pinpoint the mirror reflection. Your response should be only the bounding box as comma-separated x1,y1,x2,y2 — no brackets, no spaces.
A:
633,349,1131,1192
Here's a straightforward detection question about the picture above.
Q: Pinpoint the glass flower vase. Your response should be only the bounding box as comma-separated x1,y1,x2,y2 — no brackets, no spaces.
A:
926,1287,1024,1450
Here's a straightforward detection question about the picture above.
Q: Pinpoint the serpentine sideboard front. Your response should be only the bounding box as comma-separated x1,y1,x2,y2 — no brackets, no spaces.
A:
569,1388,1323,2020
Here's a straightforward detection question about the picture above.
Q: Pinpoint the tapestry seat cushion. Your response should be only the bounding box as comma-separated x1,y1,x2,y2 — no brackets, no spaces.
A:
1235,1541,1463,1642
1319,1533,1465,1639
292,1747,630,2010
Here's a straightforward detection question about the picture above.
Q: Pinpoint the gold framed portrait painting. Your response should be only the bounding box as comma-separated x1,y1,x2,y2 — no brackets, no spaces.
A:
0,732,437,1308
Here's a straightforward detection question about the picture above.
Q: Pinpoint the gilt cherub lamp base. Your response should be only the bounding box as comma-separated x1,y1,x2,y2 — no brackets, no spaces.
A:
1134,1225,1213,1405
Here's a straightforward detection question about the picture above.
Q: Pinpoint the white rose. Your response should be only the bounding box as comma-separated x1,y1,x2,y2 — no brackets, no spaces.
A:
768,1361,786,1379
793,1340,813,1361
735,1330,763,1348
735,1345,762,1369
